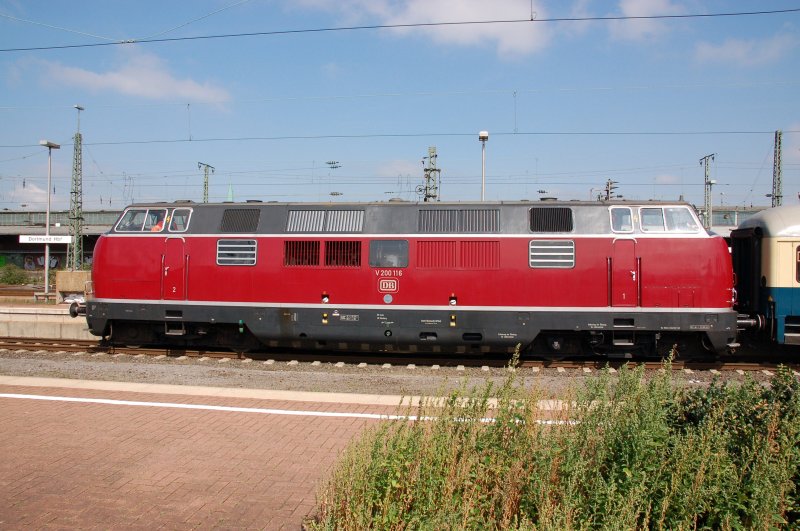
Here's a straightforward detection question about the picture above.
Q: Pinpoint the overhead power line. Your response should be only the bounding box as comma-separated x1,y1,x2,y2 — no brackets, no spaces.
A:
1,8,799,53
2,129,798,150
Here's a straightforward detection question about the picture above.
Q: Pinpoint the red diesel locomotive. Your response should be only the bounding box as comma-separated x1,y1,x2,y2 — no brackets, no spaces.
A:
81,200,737,356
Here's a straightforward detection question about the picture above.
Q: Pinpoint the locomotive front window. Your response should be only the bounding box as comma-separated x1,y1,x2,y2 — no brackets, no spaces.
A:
116,208,167,232
369,240,408,268
640,208,666,232
664,207,700,232
169,208,192,232
143,209,168,232
610,207,633,233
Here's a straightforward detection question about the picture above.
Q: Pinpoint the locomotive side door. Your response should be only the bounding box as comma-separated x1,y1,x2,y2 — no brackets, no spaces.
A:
162,237,186,300
611,239,638,307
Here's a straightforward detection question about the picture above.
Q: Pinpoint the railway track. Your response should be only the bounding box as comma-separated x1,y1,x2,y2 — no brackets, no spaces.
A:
1,337,797,375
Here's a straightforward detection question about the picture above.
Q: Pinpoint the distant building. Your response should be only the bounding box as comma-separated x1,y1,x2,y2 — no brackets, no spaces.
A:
0,209,120,269
697,205,767,238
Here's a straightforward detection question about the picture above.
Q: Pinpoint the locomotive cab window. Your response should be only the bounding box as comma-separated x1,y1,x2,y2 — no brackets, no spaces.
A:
144,209,168,232
369,240,408,268
168,208,192,232
640,207,700,233
640,208,666,232
664,207,700,232
610,207,633,233
116,208,168,232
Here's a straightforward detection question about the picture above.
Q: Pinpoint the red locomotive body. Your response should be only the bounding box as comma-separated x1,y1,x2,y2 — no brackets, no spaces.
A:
84,200,737,355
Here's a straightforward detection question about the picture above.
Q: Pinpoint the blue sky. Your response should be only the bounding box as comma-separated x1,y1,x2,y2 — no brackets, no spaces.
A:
1,0,798,212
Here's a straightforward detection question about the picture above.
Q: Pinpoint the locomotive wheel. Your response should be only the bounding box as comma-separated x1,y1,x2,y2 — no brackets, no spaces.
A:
658,334,713,361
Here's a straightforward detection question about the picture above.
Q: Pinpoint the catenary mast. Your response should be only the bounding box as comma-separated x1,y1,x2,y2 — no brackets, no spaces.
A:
67,105,84,271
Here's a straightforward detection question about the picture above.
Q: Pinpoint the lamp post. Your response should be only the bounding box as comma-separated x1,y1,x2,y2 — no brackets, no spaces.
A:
478,131,488,201
40,140,60,295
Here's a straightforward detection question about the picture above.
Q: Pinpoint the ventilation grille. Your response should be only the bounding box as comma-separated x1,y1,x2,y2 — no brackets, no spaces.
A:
287,210,325,232
530,207,573,233
529,240,575,268
418,209,499,233
284,241,320,266
417,240,499,269
325,241,362,267
221,209,260,233
287,210,364,232
326,210,364,232
417,241,457,269
217,239,257,266
461,241,500,269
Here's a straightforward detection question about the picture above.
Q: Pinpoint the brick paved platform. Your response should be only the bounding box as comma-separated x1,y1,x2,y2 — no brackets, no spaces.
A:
0,377,405,530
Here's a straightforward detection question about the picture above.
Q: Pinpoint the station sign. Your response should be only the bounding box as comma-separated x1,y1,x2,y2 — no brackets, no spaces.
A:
19,235,73,244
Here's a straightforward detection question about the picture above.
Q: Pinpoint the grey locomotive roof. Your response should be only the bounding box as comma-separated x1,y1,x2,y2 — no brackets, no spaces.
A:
734,205,800,238
120,199,700,236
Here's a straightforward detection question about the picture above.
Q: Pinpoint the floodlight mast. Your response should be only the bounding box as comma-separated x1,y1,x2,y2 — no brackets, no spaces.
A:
479,131,488,201
40,140,60,295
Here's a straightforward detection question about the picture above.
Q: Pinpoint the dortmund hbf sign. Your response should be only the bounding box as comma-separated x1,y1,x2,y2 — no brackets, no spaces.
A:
19,235,73,244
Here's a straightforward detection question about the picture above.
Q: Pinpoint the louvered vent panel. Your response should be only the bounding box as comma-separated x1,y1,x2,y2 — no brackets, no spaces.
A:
462,209,499,232
460,241,500,270
326,210,364,232
216,239,257,265
419,209,499,233
221,209,260,233
529,240,575,268
529,207,574,233
284,240,320,266
287,210,325,232
417,241,457,269
325,241,362,267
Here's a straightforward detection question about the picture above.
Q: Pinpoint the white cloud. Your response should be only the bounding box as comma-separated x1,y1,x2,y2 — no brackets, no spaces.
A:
8,181,49,210
654,173,681,185
694,34,797,67
322,61,342,78
39,52,230,103
376,159,422,180
293,0,551,57
784,123,800,165
609,0,684,41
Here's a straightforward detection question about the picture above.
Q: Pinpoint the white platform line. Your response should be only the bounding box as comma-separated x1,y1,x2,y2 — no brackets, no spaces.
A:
0,393,571,425
0,393,406,421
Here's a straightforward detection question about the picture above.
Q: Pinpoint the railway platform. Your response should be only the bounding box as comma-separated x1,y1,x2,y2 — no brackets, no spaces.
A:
0,375,401,529
0,303,95,341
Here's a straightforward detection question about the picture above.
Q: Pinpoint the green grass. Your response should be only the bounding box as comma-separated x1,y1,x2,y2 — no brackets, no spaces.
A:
308,356,800,530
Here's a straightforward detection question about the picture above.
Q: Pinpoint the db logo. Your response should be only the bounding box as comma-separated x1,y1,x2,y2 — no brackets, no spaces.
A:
378,278,398,293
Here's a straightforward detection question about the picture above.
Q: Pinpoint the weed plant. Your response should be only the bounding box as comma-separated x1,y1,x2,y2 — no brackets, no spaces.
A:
0,264,29,285
309,356,800,530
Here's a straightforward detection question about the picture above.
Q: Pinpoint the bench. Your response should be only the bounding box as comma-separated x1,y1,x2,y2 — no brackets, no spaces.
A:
33,292,57,303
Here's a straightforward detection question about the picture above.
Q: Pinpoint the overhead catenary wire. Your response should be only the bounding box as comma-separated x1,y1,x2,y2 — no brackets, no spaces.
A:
1,80,799,111
2,129,798,150
1,8,799,53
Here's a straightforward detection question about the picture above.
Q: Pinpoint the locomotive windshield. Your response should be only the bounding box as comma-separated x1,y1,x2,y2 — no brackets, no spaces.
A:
639,207,699,233
115,207,192,233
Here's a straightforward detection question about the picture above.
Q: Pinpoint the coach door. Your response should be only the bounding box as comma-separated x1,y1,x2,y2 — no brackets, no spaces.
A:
611,239,638,307
162,237,186,300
